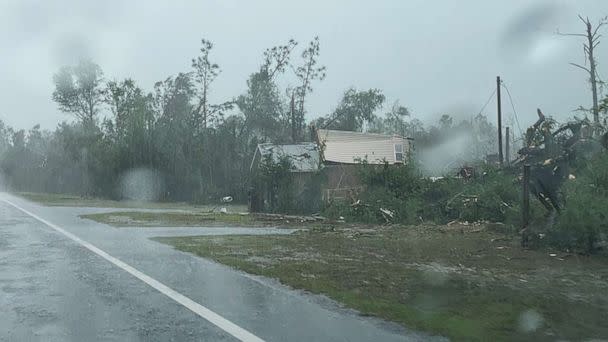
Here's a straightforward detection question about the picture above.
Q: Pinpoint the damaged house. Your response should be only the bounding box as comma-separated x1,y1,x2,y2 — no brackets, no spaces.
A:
249,143,321,213
248,130,412,212
316,129,412,201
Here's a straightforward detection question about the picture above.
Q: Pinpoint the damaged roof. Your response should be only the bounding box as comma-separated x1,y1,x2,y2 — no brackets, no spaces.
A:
317,129,411,164
252,143,320,172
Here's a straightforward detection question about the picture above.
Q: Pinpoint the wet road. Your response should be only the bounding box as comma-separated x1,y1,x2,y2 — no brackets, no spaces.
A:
0,193,445,341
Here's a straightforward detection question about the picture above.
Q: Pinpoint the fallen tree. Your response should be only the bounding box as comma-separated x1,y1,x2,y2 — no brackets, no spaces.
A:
514,108,608,252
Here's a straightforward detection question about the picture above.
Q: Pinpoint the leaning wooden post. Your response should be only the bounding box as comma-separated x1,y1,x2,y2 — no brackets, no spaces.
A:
522,164,531,246
505,126,510,165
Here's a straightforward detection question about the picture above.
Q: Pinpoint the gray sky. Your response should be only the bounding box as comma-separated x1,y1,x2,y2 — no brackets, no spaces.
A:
0,0,606,133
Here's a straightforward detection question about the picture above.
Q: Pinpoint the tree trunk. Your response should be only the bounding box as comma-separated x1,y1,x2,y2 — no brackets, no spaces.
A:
587,21,600,125
290,92,296,143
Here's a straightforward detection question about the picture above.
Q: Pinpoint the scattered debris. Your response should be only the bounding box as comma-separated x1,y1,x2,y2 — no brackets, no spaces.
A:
440,221,487,234
379,207,394,223
456,166,475,180
252,212,328,223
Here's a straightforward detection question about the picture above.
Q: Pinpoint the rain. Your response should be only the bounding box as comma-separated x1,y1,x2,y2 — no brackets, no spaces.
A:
1,1,608,341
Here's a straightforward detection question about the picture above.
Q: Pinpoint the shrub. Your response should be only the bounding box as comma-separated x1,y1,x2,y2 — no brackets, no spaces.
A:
550,151,608,253
323,161,522,226
458,168,520,224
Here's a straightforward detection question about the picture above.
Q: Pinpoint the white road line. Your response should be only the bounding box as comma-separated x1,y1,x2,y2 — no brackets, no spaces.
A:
1,198,265,342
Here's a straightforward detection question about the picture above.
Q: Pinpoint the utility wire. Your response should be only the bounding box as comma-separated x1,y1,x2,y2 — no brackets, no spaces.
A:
476,88,497,117
501,82,524,137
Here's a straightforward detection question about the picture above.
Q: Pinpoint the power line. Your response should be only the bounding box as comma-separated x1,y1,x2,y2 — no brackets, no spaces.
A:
476,88,497,117
501,82,524,137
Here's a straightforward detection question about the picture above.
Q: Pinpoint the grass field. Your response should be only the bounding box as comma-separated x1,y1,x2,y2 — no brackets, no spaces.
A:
155,224,608,342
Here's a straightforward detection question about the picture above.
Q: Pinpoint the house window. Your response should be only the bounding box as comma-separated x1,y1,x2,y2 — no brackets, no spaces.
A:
394,143,404,163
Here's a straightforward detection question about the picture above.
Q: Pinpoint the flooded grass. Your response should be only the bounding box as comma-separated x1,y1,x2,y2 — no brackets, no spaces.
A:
80,210,334,228
80,211,255,227
15,191,247,212
154,225,608,341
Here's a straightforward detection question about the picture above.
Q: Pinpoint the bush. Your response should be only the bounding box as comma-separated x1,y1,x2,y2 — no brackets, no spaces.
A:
253,154,323,215
323,162,522,225
550,151,608,253
321,148,608,255
453,167,520,224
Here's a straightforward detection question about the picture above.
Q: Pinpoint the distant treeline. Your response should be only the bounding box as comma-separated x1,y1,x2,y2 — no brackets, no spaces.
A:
0,37,499,202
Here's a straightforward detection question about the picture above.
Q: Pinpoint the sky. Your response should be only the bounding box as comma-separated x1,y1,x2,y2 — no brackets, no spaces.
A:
0,0,607,134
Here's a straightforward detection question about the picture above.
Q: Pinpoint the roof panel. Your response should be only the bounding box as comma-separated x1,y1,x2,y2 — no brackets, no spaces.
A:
256,143,320,172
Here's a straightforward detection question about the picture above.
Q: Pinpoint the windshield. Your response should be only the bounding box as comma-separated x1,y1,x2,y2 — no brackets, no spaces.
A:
1,1,607,341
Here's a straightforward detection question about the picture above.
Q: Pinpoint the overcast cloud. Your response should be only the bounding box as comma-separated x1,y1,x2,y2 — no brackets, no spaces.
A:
0,0,606,132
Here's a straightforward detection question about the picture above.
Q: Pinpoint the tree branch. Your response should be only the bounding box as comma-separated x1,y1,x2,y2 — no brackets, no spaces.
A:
592,35,602,44
556,31,587,37
570,62,591,73
593,22,606,37
578,14,587,24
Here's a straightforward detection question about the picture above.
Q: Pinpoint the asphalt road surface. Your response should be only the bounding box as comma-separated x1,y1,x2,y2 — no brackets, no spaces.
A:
0,193,445,341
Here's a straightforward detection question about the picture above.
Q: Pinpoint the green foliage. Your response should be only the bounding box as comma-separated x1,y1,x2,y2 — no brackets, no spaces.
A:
252,151,323,214
316,88,385,131
359,160,422,195
236,70,285,141
294,171,324,214
368,101,410,136
455,168,520,224
1,36,507,212
324,162,521,225
52,59,104,124
262,156,291,213
550,151,608,253
259,154,294,213
3,42,258,203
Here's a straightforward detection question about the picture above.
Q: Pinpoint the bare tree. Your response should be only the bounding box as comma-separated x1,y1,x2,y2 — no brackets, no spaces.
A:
558,15,607,126
192,39,233,129
292,37,326,142
192,39,218,130
262,39,298,80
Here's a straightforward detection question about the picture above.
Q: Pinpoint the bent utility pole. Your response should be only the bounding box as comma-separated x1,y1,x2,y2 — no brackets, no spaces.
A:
497,76,503,166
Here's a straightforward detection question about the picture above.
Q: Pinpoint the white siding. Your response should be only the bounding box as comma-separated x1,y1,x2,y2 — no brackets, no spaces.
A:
317,129,411,164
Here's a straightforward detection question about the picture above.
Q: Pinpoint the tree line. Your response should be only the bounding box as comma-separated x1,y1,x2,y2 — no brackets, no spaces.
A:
0,37,502,202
